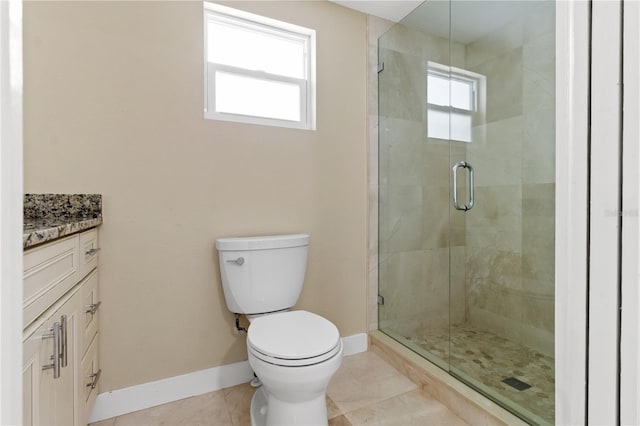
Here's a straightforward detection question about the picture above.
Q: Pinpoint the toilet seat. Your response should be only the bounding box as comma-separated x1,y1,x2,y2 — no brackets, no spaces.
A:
247,310,341,367
249,340,342,367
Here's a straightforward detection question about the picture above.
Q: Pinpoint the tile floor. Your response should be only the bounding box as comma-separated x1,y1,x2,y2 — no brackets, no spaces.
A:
91,351,468,426
406,323,554,425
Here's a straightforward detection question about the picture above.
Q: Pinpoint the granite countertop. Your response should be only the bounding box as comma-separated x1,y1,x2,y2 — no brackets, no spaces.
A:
23,194,103,249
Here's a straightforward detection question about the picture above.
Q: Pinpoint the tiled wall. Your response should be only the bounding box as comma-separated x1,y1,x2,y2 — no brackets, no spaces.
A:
376,20,467,337
370,0,555,357
463,1,555,356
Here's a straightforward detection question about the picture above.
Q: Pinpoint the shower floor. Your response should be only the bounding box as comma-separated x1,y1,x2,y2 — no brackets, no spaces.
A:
399,323,554,425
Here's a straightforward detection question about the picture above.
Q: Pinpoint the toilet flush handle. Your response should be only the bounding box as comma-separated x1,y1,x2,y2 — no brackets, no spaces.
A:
226,257,245,266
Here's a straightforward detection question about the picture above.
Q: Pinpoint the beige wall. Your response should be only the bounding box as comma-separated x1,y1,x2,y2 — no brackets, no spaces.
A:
23,1,368,392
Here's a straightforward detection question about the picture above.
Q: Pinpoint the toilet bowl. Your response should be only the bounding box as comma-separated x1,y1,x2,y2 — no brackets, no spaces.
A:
215,234,343,425
247,310,343,426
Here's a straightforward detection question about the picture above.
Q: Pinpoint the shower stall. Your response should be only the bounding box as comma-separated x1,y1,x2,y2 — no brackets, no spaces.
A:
377,1,555,424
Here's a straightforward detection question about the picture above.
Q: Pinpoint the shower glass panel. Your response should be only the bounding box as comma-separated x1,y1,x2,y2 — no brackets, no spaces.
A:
378,1,555,424
378,0,453,371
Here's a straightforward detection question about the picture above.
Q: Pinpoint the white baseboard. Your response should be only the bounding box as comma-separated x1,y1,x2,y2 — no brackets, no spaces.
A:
341,332,368,356
88,360,254,423
89,333,368,422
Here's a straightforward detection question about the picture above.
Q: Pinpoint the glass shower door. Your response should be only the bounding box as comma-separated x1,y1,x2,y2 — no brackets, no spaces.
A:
378,1,556,424
448,2,555,424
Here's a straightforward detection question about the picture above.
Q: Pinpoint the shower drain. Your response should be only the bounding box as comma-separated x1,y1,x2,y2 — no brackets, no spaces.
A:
502,377,532,391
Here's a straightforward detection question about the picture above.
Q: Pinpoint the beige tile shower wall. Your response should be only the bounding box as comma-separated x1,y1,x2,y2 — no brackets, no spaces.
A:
520,1,556,355
464,1,555,356
23,1,368,392
377,21,467,336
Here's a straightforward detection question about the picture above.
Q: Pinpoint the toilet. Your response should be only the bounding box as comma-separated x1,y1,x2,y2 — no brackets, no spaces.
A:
215,234,343,426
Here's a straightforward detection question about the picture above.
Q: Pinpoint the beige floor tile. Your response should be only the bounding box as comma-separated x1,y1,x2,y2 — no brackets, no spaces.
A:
223,382,255,426
344,389,469,426
329,414,353,426
327,395,342,419
90,418,116,426
327,352,417,416
92,351,471,426
220,383,344,423
339,351,407,384
114,390,232,426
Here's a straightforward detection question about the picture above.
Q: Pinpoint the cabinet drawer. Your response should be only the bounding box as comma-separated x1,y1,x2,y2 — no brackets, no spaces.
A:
23,235,79,328
80,333,100,425
80,270,99,357
79,229,99,278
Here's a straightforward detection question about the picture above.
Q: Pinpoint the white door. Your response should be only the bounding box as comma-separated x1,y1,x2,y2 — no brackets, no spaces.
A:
589,0,640,423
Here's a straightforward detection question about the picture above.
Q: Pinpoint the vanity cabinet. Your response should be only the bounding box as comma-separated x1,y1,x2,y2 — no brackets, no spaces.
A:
23,228,101,426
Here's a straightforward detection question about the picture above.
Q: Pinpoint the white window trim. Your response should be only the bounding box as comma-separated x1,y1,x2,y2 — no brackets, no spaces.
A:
203,2,316,130
426,61,485,143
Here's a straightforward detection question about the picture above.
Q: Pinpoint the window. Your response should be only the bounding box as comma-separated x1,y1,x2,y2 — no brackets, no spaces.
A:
204,3,316,129
427,63,484,143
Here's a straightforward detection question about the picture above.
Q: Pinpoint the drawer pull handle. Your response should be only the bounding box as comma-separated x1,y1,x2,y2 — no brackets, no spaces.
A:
60,315,68,368
86,301,102,315
42,322,61,379
86,369,102,390
85,247,101,256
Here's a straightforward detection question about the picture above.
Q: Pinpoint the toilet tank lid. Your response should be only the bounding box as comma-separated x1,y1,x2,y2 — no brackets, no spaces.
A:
216,234,309,251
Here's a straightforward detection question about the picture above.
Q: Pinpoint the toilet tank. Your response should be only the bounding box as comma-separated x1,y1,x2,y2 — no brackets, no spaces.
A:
215,234,309,315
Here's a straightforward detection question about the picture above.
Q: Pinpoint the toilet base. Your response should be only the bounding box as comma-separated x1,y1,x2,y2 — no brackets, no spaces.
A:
250,384,328,426
250,386,268,426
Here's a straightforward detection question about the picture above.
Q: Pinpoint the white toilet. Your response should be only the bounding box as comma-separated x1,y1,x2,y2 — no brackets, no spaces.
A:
215,234,343,426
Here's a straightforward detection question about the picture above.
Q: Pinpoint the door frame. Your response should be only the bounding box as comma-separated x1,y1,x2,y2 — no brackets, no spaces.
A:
555,1,590,424
0,0,23,424
587,0,623,423
620,0,640,423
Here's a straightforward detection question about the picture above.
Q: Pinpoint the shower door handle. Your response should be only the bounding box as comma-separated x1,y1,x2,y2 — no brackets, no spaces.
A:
452,161,475,211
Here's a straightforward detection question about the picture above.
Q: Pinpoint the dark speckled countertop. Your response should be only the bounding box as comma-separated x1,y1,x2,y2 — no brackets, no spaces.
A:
23,194,103,249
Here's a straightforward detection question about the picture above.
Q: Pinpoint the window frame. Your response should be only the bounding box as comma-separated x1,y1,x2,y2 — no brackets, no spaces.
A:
203,2,316,130
426,62,484,143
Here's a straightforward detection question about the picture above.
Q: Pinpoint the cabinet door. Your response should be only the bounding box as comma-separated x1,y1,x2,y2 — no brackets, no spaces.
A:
79,333,100,425
23,317,56,426
55,302,77,426
23,288,80,426
78,271,100,425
